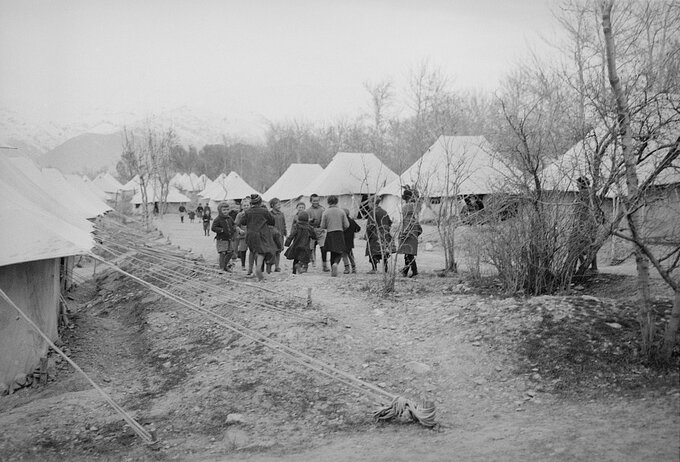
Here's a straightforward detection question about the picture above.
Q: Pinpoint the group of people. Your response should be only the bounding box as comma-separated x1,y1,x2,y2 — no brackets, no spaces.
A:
199,186,422,281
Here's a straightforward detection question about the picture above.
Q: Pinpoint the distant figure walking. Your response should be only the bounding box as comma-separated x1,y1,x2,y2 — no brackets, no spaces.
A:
188,210,196,223
202,209,212,236
196,204,204,219
179,203,186,223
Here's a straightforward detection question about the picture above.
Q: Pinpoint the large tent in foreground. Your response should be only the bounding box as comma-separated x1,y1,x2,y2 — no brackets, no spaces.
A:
379,136,508,221
1,157,99,391
300,153,397,217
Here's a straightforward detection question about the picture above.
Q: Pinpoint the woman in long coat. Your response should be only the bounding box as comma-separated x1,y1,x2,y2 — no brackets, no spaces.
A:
364,197,393,273
397,186,422,277
239,194,276,281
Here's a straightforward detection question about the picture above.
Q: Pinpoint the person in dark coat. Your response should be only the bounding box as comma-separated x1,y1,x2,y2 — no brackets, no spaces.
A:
202,209,212,236
320,195,349,277
341,208,361,274
397,186,422,277
269,197,287,272
196,204,204,218
179,203,187,223
307,194,327,271
284,211,315,274
238,194,276,281
365,196,393,273
211,202,235,272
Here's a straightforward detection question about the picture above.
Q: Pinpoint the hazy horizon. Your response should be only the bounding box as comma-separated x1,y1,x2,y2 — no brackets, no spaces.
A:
1,0,561,129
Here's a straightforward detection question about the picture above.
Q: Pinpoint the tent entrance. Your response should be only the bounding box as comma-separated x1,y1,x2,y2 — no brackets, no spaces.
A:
357,194,370,219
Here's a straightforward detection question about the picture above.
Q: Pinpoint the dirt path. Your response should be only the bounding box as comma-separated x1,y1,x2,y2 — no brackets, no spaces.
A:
1,219,678,461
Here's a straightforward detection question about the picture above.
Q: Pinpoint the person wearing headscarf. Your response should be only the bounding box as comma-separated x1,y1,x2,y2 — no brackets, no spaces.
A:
238,194,276,281
397,186,422,277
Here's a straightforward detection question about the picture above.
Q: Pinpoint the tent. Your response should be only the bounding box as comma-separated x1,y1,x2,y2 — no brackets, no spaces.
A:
121,174,141,193
299,152,397,216
1,157,95,391
198,174,212,191
42,168,111,218
92,172,124,194
262,163,323,202
200,171,260,208
378,136,508,220
130,183,191,213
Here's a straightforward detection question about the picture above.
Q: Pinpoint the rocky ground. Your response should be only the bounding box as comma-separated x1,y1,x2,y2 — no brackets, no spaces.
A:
0,216,678,461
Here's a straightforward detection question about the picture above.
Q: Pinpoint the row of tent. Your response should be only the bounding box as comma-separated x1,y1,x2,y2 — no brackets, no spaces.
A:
1,156,113,389
192,136,508,216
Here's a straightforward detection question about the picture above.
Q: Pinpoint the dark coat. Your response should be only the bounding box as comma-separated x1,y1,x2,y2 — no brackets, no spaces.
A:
239,205,276,256
284,222,315,263
270,209,287,237
397,203,422,256
365,205,393,257
343,218,361,251
211,214,235,241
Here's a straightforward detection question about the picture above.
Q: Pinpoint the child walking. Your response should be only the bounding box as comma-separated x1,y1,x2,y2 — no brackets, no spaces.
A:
269,198,287,272
319,195,349,277
202,207,212,236
284,211,315,274
235,197,250,271
341,208,361,274
211,202,235,272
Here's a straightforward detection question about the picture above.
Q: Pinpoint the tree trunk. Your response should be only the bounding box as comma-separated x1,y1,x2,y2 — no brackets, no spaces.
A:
661,290,680,360
602,0,655,355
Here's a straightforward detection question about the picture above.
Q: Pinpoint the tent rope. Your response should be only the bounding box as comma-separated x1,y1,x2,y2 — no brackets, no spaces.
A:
0,288,155,443
89,253,436,427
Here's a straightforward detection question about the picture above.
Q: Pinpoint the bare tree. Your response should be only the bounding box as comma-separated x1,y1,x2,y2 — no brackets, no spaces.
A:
600,0,680,359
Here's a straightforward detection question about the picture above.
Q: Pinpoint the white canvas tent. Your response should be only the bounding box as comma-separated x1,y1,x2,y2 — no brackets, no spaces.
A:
300,152,397,216
262,163,323,202
198,174,212,191
93,172,124,193
1,157,95,391
542,127,680,194
130,183,191,213
379,136,508,220
42,168,111,218
200,171,260,208
121,174,141,193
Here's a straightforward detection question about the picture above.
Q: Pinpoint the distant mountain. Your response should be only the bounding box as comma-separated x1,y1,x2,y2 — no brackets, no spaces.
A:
0,108,65,158
38,132,124,175
3,104,267,173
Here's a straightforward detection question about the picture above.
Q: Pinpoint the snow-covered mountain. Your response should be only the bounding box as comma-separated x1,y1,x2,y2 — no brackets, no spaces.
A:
2,105,266,173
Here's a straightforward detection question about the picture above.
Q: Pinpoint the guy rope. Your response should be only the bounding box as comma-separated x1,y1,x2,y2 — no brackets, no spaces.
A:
90,248,437,428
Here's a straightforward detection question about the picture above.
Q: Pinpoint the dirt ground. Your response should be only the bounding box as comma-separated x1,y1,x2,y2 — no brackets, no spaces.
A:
0,215,678,461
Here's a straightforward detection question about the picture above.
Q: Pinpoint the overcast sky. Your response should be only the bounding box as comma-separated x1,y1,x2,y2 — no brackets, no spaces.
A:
0,0,561,125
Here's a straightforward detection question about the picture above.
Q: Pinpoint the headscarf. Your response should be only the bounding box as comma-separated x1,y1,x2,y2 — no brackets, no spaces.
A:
249,193,262,206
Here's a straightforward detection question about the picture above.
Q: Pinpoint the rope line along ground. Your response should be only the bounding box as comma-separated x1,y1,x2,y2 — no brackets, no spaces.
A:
93,242,324,325
90,253,437,427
